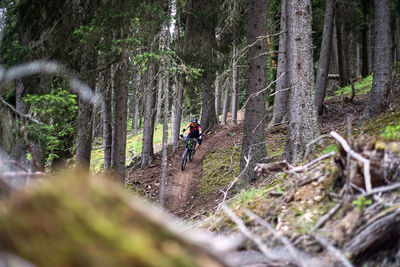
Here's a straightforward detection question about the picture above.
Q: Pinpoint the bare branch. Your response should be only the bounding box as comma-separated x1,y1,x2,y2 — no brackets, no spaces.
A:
310,203,342,232
330,131,372,192
313,235,353,267
0,97,44,125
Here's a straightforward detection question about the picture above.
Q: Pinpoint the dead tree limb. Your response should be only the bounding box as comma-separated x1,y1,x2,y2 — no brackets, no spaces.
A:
243,208,307,267
313,235,353,267
344,207,400,258
330,131,372,192
311,203,342,232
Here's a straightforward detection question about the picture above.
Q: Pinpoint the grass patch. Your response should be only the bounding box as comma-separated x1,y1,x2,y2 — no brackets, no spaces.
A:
197,145,241,202
333,75,372,97
361,110,400,137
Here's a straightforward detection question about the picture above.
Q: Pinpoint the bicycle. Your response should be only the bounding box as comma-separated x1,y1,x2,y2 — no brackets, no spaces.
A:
180,134,202,171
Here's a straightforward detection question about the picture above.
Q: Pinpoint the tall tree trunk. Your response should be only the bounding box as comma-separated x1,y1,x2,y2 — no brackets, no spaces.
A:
330,22,339,74
336,15,346,87
271,0,288,124
111,44,129,183
396,16,400,63
140,58,158,168
102,67,112,172
155,76,163,125
368,23,373,73
238,0,268,188
344,32,354,82
171,75,183,153
215,75,220,123
361,0,370,77
284,0,319,164
356,42,361,77
200,31,217,130
365,0,392,117
160,77,169,206
231,44,238,125
14,80,28,167
131,71,141,135
221,84,230,125
76,50,96,171
315,0,335,114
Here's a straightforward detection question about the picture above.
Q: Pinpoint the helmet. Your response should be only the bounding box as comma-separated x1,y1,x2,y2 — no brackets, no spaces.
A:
191,117,198,123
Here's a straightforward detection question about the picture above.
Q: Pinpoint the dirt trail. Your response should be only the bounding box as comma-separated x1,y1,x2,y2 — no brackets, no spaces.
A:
161,113,244,214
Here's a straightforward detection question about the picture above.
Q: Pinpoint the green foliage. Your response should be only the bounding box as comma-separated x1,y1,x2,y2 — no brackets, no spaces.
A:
321,144,338,154
352,195,372,211
23,79,77,163
333,75,373,97
381,123,400,140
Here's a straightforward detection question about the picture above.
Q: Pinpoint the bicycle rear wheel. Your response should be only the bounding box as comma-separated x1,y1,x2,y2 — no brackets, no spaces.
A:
181,149,188,171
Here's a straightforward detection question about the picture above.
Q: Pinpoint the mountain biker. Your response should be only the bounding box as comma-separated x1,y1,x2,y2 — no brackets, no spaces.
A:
180,117,202,150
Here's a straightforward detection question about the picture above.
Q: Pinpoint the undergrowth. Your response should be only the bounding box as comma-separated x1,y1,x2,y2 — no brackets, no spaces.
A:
196,145,240,202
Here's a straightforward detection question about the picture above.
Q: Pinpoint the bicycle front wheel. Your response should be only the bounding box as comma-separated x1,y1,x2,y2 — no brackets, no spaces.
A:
181,149,188,171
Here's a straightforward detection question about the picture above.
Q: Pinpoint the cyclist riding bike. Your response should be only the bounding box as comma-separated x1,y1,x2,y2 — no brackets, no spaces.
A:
180,117,202,150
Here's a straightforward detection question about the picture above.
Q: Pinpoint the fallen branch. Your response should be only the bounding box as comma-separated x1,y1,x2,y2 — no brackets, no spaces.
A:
243,208,307,267
362,182,400,198
344,207,400,258
330,131,372,192
313,235,353,267
289,151,336,173
221,205,274,259
310,203,342,233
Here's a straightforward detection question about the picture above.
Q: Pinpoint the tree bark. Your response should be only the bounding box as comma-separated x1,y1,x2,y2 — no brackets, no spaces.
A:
231,45,238,125
102,66,112,172
221,84,230,125
336,13,347,87
396,16,400,63
365,0,392,117
171,75,183,153
140,58,158,169
131,71,141,135
160,77,169,206
214,75,220,123
284,0,319,164
155,76,163,125
14,80,28,167
315,0,335,115
272,0,288,124
361,0,370,77
238,0,268,188
330,22,339,75
111,44,129,183
76,48,96,171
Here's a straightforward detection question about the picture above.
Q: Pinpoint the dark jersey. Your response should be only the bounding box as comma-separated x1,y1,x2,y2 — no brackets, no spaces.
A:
188,123,201,137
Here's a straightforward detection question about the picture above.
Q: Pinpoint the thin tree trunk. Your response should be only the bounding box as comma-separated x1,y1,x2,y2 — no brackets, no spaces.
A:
155,76,163,125
14,80,28,167
215,75,220,123
356,43,361,77
365,0,392,117
131,71,141,135
221,83,230,125
315,0,334,115
396,16,400,63
368,23,373,73
284,0,319,164
336,15,346,87
171,75,183,153
111,44,129,183
76,48,96,171
140,58,158,168
272,0,288,124
330,22,339,74
102,40,112,173
361,0,370,77
160,76,169,206
231,45,238,125
238,0,268,188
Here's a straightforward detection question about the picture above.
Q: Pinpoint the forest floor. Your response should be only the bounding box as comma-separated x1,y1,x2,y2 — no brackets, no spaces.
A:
125,74,400,265
126,76,370,218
